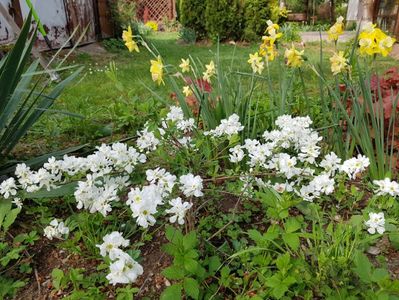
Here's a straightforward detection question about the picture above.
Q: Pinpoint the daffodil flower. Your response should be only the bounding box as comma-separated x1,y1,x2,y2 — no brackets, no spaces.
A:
150,56,164,85
122,26,139,53
182,86,192,97
179,58,190,73
284,45,304,68
329,51,348,75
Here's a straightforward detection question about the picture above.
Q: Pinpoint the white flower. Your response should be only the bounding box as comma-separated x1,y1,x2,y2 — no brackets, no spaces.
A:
146,168,176,195
365,212,385,234
204,114,244,138
311,174,335,195
0,178,17,199
166,106,184,123
96,231,130,260
136,128,160,152
320,152,342,176
43,226,58,240
43,219,69,240
373,178,399,197
272,182,293,193
106,254,143,285
177,118,196,133
131,200,157,228
127,185,162,228
179,173,203,197
229,145,245,163
340,155,370,179
12,197,23,209
165,197,193,225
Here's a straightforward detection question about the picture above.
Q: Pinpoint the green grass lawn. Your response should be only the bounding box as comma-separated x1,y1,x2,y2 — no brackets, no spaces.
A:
16,32,397,158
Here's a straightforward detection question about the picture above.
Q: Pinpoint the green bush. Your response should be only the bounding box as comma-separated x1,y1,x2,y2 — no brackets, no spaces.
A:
178,27,197,44
180,0,207,39
204,0,244,41
243,0,278,41
180,0,279,41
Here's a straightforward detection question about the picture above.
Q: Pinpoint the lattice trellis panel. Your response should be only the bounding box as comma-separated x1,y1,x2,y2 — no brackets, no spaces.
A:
136,0,176,22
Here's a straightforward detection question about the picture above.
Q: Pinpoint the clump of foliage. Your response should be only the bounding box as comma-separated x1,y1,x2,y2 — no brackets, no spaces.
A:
0,12,81,165
178,26,197,44
204,0,244,41
109,0,137,34
179,0,207,39
243,0,278,41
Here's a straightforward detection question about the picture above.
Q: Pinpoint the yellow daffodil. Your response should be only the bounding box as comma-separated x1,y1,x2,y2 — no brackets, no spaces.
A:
359,36,374,56
330,51,348,75
378,35,396,56
203,60,216,82
248,52,264,74
361,21,376,33
182,86,193,97
284,46,304,68
179,58,190,73
259,41,278,62
266,20,280,35
122,26,132,42
122,26,139,53
327,16,344,41
205,61,215,75
150,56,164,85
125,40,139,53
358,24,396,57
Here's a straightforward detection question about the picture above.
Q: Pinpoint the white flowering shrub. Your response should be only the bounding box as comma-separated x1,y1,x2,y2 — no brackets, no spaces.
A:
1,106,399,294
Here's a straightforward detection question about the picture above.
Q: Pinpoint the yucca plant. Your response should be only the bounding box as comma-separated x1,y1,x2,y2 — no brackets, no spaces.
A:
0,12,82,161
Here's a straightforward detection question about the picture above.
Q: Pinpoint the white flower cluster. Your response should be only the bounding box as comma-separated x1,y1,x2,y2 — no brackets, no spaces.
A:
136,127,160,152
97,232,143,285
365,212,385,234
43,219,69,240
3,142,146,212
373,178,399,197
161,106,196,148
126,170,202,228
340,154,370,179
226,115,371,202
204,114,244,138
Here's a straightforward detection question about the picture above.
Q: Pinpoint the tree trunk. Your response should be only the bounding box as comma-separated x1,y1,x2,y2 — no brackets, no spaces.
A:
330,0,335,23
304,0,309,24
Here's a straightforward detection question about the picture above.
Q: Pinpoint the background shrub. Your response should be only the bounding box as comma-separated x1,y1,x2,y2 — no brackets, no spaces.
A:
178,27,197,44
243,0,278,41
179,0,207,39
180,0,279,41
204,0,244,41
109,0,137,35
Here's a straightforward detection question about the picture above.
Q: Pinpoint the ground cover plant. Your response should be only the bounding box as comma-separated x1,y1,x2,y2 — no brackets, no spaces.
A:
2,15,399,300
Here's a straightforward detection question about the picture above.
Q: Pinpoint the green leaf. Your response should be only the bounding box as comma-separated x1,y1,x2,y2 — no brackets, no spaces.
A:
208,256,222,274
183,231,197,250
116,286,138,300
165,225,183,244
162,265,185,280
184,257,199,274
3,207,21,232
160,284,182,300
51,268,65,290
282,232,300,251
389,231,399,250
284,217,301,233
183,278,199,299
0,199,12,230
371,268,389,283
276,253,291,273
353,252,372,283
26,182,78,199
